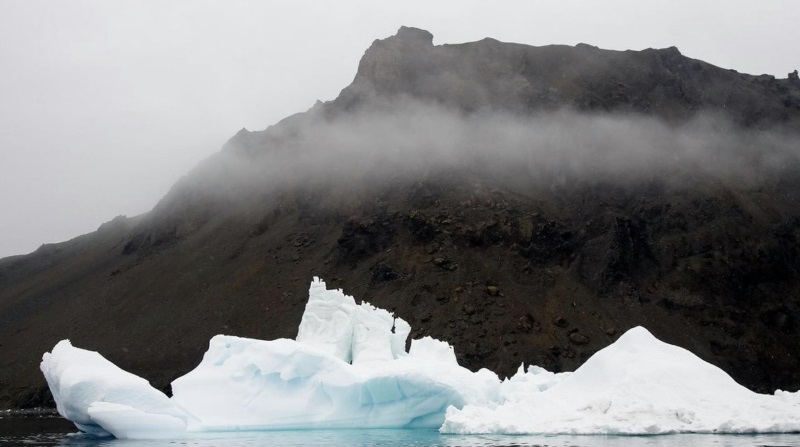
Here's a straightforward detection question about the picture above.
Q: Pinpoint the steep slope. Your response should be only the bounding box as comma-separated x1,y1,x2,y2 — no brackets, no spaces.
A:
2,27,800,409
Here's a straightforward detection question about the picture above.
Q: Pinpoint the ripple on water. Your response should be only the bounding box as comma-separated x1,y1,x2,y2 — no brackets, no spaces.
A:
2,416,800,447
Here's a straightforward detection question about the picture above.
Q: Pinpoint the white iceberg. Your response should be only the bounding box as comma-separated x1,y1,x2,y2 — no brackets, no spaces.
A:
40,340,192,439
441,326,800,434
41,277,500,438
170,334,500,431
40,278,800,439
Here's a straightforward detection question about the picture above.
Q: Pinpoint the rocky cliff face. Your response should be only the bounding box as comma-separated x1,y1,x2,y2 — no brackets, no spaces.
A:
2,27,800,408
337,26,800,127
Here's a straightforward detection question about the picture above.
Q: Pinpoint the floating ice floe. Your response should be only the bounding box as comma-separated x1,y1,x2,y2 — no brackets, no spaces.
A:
41,278,499,438
40,340,192,438
41,277,800,439
441,326,800,434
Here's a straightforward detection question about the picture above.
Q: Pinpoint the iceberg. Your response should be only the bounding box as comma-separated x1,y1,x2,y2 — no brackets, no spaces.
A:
441,327,800,434
41,278,500,438
40,278,800,439
40,340,192,439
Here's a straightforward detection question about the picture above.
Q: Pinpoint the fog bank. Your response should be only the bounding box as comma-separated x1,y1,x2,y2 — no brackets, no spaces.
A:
185,100,800,204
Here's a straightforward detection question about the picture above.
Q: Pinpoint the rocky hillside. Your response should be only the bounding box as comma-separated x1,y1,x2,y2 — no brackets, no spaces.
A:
2,27,800,408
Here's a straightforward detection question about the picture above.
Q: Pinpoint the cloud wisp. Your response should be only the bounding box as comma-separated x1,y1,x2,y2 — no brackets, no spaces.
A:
179,99,800,206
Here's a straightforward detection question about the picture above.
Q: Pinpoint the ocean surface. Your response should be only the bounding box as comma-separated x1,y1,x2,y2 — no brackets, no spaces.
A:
3,413,800,447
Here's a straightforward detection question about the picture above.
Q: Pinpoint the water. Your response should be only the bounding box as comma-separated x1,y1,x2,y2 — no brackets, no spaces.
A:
3,413,800,447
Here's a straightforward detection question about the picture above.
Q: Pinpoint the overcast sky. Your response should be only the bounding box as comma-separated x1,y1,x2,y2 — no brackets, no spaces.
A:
1,1,798,258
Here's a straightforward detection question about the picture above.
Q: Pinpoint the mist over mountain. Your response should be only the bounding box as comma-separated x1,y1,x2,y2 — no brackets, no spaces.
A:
2,27,800,408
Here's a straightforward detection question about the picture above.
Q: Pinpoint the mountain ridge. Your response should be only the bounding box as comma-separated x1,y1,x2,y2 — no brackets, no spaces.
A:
332,26,800,126
1,27,799,409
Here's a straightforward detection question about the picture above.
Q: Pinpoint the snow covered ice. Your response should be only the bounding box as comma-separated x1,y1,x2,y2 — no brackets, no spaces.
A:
41,278,800,439
441,326,800,435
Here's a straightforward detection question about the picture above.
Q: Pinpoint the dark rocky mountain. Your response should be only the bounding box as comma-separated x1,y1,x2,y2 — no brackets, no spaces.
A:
2,27,800,409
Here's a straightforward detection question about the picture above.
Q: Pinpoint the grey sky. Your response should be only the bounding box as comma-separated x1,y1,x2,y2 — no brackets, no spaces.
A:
1,1,798,258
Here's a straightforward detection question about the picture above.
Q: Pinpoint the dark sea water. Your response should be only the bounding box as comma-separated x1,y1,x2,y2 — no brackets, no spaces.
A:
3,413,800,447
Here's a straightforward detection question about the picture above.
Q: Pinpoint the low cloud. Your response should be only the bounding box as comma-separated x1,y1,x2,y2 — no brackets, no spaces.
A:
174,98,800,206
